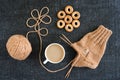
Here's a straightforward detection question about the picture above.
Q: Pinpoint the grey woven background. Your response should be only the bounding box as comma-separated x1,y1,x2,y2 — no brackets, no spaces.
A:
0,0,120,80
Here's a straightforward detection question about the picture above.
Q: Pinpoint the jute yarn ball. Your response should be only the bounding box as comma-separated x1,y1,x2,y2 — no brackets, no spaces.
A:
6,35,32,60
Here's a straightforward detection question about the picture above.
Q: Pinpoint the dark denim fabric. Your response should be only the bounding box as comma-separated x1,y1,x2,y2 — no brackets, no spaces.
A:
0,0,119,80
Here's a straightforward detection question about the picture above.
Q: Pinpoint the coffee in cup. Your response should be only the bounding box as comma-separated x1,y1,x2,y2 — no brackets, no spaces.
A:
43,43,65,64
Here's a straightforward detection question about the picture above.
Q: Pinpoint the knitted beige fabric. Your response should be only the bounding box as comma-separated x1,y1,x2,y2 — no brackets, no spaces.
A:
70,25,112,69
63,25,112,78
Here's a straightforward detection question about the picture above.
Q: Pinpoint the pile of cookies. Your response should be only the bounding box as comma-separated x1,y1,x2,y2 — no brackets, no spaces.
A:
57,5,81,32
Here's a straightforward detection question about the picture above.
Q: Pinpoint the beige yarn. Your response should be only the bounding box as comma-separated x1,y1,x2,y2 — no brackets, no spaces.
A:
60,25,112,78
6,7,51,61
6,35,32,60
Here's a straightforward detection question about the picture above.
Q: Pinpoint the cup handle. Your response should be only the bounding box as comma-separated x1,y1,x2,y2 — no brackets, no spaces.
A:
43,59,48,64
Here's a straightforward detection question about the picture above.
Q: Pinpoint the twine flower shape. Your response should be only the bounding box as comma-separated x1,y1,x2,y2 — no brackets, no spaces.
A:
26,7,52,37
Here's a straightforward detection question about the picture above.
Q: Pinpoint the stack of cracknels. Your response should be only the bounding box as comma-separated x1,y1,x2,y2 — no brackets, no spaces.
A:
57,5,81,32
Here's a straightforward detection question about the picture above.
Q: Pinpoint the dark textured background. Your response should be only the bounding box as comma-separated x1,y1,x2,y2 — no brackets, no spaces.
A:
0,0,120,80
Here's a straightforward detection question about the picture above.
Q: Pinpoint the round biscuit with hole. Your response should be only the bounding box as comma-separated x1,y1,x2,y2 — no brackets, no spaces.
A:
57,20,65,29
65,24,74,32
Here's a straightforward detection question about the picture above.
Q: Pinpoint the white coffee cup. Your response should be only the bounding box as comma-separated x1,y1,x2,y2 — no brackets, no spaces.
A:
43,43,65,64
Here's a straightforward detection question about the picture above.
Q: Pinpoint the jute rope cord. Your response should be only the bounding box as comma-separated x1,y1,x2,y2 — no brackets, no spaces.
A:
26,7,73,74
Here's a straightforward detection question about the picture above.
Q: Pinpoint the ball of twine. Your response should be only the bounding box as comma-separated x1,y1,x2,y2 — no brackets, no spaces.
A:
6,35,32,60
